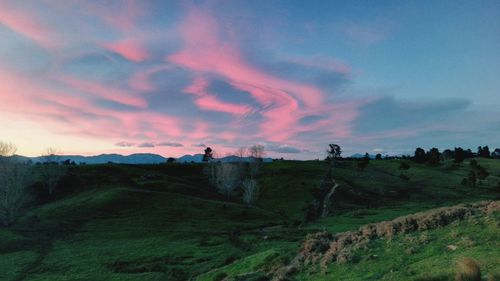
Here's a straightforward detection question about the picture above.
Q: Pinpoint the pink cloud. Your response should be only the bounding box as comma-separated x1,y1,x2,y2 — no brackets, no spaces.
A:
168,8,324,108
184,77,252,115
0,69,183,144
58,76,148,109
129,65,172,92
0,2,60,48
167,7,357,142
103,38,150,62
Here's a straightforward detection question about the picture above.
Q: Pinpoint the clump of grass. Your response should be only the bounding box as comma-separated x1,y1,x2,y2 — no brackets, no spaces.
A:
455,257,481,281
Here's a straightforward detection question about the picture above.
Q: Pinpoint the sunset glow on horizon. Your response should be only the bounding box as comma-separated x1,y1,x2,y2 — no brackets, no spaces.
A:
1,1,499,158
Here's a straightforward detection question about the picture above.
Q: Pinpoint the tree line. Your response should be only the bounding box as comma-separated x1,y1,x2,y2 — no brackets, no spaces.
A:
412,145,498,164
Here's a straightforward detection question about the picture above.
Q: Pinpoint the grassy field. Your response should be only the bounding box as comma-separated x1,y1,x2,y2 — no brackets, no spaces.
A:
0,158,499,281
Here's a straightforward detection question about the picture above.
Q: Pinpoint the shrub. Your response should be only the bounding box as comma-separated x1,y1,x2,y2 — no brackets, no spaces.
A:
455,257,481,281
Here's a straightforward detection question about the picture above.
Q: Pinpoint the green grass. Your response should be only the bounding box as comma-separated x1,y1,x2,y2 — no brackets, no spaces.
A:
0,159,498,280
295,211,500,281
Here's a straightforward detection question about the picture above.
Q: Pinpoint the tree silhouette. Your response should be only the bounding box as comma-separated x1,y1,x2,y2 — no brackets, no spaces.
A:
326,144,341,166
357,153,370,171
454,147,465,163
478,146,490,158
428,147,441,165
202,147,213,162
413,147,426,163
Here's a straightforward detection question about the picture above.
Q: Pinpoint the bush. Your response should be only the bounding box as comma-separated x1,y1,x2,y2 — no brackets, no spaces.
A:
455,258,481,281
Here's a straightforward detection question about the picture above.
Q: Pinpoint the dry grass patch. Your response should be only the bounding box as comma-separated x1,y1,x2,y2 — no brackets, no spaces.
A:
455,257,481,281
297,201,499,267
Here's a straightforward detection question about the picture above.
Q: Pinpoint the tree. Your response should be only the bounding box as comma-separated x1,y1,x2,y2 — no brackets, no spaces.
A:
428,147,441,165
202,147,213,162
375,153,382,160
357,154,369,171
214,163,239,198
442,149,454,160
0,142,32,226
249,144,265,160
0,142,16,157
242,178,259,205
454,147,466,163
236,147,247,159
39,148,67,195
413,147,426,163
326,144,341,166
465,149,474,159
166,157,176,164
478,146,490,158
233,147,247,181
493,148,500,159
248,144,265,178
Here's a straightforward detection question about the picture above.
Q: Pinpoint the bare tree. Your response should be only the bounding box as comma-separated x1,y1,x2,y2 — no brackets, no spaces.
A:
236,147,247,159
0,142,16,157
249,144,265,159
248,144,265,178
204,149,219,186
0,141,31,226
39,148,66,195
214,163,239,198
242,178,259,205
41,147,60,164
235,147,247,181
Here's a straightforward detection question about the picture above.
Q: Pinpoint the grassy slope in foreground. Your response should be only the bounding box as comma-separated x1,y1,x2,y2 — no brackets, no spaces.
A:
0,158,498,280
294,205,500,281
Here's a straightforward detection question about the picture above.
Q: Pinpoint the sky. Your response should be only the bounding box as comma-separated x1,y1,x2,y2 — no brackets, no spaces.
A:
0,0,499,159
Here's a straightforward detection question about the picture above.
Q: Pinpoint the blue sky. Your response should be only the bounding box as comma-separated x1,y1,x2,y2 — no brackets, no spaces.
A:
0,0,498,158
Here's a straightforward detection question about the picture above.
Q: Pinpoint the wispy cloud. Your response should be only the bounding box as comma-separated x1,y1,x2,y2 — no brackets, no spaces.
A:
137,142,155,148
0,1,496,158
158,142,184,147
115,141,135,147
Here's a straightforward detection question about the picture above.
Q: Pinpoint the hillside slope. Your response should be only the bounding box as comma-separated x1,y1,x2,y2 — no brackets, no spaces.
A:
0,159,498,281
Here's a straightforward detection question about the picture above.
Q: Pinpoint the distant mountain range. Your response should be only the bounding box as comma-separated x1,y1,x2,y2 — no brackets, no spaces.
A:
349,153,376,159
176,154,273,164
349,153,407,159
10,153,273,164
